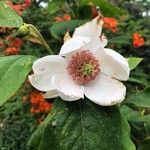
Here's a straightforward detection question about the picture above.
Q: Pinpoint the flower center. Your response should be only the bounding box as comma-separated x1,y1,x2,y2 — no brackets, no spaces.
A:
67,50,100,85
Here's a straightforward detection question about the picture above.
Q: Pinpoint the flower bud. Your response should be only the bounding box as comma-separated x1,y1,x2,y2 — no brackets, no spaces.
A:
17,23,30,37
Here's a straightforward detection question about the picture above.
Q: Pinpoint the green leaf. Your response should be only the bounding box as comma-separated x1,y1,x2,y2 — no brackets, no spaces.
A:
79,0,124,17
0,55,37,106
27,109,55,149
121,105,150,123
109,36,131,45
128,77,148,86
128,57,143,70
0,1,23,27
28,99,135,150
50,20,87,39
137,116,150,150
124,87,150,107
48,0,65,14
138,141,150,150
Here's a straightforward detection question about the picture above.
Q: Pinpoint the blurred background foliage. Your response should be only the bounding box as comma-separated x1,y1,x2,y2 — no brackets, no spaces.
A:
0,0,150,150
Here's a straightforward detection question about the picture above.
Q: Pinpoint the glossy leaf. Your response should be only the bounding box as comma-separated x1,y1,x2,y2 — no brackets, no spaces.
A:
79,0,124,17
50,20,87,39
138,141,150,150
128,77,148,86
121,105,150,122
48,0,65,14
124,87,150,107
28,99,135,150
109,36,131,45
0,1,23,27
0,55,37,106
128,57,143,70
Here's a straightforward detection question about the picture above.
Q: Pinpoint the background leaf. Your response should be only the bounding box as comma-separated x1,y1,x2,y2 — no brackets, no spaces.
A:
48,0,65,14
28,99,135,150
124,87,150,107
138,142,150,150
121,105,150,123
0,1,23,27
50,20,87,39
0,55,37,106
109,36,131,45
79,0,124,17
128,57,143,70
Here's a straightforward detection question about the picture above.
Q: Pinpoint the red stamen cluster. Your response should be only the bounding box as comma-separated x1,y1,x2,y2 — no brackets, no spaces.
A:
54,14,71,23
132,32,145,48
67,50,100,85
7,0,31,16
30,91,52,114
103,17,118,33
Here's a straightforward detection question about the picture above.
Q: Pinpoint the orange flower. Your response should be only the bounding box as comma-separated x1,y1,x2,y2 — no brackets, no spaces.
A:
7,1,23,15
4,36,23,55
132,33,145,48
22,0,31,9
103,17,118,32
5,47,19,55
10,38,23,48
7,0,31,16
63,14,71,21
30,91,52,114
54,14,71,22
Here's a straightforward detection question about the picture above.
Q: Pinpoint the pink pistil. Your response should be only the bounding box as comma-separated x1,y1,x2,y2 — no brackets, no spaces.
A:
67,50,100,85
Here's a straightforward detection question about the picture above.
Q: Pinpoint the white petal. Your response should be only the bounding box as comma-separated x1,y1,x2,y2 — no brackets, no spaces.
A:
84,35,107,52
29,73,54,92
96,48,130,81
51,73,84,101
73,16,103,38
73,16,107,51
44,90,58,99
59,36,91,57
32,55,67,74
85,74,126,106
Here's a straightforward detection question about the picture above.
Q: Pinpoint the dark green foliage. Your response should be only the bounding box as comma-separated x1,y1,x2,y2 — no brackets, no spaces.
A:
50,20,87,39
0,92,37,150
0,0,150,149
79,0,124,17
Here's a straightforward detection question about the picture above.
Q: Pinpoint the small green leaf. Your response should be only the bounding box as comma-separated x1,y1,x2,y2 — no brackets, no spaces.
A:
128,57,143,70
0,1,23,27
137,116,150,150
109,36,131,45
0,55,37,106
50,20,87,39
138,141,150,150
128,77,148,86
48,0,65,14
79,0,124,17
121,105,150,123
28,99,135,150
124,87,150,107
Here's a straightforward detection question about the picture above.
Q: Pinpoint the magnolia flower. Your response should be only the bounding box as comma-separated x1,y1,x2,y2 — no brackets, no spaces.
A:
29,16,130,106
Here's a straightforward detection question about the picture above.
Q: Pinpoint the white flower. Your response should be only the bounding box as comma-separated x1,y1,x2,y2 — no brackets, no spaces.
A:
29,16,130,106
